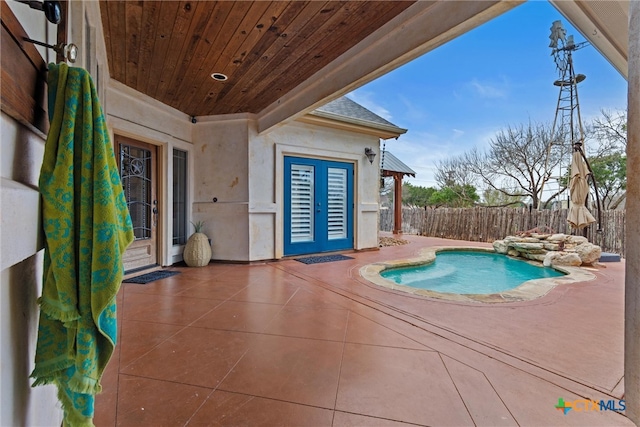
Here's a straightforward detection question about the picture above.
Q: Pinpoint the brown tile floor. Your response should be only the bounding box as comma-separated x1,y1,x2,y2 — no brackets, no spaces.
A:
96,234,633,426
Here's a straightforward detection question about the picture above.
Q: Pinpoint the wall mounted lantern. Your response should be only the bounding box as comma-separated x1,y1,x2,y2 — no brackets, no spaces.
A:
364,147,377,164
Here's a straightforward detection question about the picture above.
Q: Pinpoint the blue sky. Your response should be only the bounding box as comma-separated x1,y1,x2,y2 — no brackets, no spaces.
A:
348,0,628,188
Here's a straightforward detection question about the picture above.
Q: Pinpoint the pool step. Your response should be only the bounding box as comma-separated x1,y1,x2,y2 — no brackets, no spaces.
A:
599,252,621,262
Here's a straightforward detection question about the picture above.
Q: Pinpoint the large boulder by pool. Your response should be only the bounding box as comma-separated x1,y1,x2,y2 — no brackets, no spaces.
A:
543,252,582,267
575,242,602,264
493,233,602,267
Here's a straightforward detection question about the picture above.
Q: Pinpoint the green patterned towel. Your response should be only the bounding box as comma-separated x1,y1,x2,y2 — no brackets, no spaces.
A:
31,63,134,427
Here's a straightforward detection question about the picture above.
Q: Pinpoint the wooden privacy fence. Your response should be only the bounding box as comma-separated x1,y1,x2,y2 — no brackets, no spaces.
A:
380,207,626,256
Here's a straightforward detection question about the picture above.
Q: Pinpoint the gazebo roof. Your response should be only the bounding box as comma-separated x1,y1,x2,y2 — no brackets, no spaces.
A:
381,150,416,177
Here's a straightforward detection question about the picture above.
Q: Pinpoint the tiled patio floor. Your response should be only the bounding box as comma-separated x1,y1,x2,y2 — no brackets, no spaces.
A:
95,234,632,426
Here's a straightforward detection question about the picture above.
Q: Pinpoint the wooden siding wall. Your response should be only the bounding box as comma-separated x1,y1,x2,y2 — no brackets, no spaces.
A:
1,1,49,135
380,207,627,257
0,2,68,425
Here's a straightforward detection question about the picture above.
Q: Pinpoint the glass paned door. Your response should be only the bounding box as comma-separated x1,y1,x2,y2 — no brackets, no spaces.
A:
284,157,353,256
173,149,188,245
121,145,153,240
116,136,158,271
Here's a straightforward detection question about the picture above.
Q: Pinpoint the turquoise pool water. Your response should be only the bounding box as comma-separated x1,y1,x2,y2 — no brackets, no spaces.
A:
380,251,565,294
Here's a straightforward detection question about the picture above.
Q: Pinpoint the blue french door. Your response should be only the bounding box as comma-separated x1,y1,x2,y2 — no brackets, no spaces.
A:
284,157,354,256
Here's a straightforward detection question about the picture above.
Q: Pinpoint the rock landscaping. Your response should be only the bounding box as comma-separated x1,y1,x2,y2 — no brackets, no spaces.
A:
379,237,409,247
493,233,601,267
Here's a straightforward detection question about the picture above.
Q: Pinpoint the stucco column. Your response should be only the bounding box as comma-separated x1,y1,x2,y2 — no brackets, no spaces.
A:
626,1,640,424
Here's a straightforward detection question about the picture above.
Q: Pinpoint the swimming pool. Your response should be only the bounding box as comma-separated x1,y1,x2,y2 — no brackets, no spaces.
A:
380,250,564,294
360,246,596,303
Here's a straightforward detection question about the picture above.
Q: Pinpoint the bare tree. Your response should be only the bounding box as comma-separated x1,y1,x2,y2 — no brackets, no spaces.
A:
458,122,567,209
434,156,481,206
434,113,626,211
584,109,627,209
434,156,477,188
379,177,394,209
481,188,526,208
588,109,627,156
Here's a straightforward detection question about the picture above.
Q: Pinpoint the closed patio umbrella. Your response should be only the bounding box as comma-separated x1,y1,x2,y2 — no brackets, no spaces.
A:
567,149,596,229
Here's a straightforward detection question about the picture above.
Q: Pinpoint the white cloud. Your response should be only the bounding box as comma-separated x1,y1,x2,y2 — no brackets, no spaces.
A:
381,123,508,188
382,130,474,188
473,128,500,150
468,77,509,99
398,95,429,122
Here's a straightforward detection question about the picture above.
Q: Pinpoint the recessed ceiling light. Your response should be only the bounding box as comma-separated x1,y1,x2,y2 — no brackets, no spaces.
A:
211,72,228,81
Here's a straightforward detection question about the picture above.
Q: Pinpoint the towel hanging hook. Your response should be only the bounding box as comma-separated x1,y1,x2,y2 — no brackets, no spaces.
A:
23,37,78,63
14,1,62,25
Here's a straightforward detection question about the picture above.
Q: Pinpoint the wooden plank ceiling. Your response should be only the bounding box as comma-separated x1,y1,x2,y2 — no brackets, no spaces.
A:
100,1,415,117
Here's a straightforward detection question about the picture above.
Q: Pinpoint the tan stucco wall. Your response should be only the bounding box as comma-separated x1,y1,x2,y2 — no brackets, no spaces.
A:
267,121,382,259
247,122,278,261
192,118,251,261
98,71,384,265
191,116,382,261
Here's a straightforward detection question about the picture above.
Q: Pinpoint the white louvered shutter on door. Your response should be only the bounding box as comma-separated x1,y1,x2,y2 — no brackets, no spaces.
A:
327,167,347,240
290,164,314,243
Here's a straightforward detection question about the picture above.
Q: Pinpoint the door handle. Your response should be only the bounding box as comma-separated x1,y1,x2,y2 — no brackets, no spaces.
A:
152,200,158,227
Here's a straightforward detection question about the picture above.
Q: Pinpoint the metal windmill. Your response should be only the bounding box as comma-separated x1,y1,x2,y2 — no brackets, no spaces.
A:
549,20,588,153
548,20,601,232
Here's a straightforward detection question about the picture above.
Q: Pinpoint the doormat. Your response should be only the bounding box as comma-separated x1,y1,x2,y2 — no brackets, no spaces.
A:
294,254,354,264
123,270,181,284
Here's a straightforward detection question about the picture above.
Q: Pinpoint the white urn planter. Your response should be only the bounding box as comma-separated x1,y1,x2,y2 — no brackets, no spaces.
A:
183,222,212,267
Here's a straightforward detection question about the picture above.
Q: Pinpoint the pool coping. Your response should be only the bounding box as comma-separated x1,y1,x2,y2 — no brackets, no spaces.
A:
359,246,597,303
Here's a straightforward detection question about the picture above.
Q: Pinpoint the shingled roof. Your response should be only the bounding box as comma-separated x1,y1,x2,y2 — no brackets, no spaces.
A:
306,96,407,139
316,97,398,127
